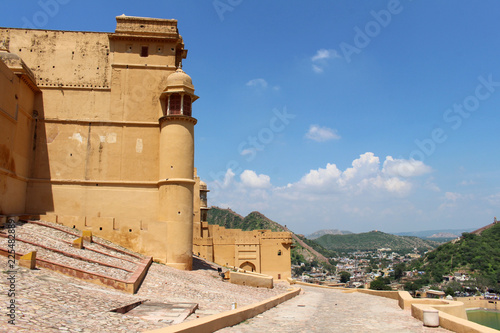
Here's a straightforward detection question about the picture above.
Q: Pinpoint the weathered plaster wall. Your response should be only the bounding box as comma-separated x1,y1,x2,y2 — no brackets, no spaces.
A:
1,29,111,88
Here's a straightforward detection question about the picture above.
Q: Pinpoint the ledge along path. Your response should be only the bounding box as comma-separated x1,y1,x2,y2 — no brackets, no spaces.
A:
217,284,452,333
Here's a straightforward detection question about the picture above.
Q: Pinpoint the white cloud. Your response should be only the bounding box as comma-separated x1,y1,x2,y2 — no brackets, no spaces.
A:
299,163,342,187
382,177,412,193
240,148,256,157
444,192,463,201
424,178,440,192
246,78,268,88
311,49,340,73
212,168,235,189
439,191,474,210
312,65,323,73
205,153,454,234
342,152,380,184
382,156,433,178
291,152,417,196
487,193,500,206
459,180,476,186
305,125,341,142
240,170,271,189
311,49,338,62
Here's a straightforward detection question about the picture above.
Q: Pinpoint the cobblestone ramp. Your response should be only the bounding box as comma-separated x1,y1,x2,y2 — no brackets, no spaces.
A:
0,220,152,294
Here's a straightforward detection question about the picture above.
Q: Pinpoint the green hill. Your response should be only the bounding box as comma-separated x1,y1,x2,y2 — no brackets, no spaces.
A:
315,230,439,253
207,207,286,232
410,222,500,289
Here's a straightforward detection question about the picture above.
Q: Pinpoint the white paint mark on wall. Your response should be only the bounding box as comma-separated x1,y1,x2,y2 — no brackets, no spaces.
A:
106,133,117,143
136,138,143,153
68,133,84,143
99,135,106,143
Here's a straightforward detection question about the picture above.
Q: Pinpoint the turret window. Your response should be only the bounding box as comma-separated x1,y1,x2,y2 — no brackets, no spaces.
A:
169,94,181,115
183,95,192,116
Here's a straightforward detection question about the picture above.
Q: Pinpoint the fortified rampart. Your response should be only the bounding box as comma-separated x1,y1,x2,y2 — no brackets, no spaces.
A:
194,221,293,280
1,16,195,269
0,16,292,279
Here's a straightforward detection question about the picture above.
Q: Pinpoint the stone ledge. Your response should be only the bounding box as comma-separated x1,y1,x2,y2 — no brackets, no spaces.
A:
146,287,301,333
228,270,273,289
0,246,151,294
0,233,134,273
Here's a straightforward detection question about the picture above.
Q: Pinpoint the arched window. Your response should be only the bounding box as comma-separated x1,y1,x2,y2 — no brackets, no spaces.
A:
183,95,192,116
169,94,181,115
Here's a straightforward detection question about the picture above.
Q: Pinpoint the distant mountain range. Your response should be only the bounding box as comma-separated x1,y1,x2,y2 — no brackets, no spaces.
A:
307,228,475,241
393,228,475,239
314,231,439,253
207,207,440,257
306,229,353,239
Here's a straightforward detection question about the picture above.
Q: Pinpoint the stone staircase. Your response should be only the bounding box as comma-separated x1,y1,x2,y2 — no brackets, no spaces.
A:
0,219,152,293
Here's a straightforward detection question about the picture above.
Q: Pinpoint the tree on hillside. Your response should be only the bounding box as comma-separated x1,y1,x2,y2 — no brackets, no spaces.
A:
393,263,405,280
340,271,351,283
370,277,392,290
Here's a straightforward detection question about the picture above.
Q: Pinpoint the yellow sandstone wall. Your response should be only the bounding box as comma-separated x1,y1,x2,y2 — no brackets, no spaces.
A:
455,297,500,311
260,232,293,280
0,16,196,268
193,223,292,280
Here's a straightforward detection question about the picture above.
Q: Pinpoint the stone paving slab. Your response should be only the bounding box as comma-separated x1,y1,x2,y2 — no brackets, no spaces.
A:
126,302,198,324
217,285,453,332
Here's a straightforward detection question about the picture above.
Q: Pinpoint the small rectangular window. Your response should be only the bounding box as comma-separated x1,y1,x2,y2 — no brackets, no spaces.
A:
141,46,149,57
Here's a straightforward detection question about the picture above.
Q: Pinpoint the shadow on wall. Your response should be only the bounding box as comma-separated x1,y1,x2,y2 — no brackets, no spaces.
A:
26,96,54,215
0,51,54,216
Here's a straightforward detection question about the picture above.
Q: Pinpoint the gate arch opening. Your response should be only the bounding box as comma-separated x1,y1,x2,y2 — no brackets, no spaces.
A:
239,261,256,272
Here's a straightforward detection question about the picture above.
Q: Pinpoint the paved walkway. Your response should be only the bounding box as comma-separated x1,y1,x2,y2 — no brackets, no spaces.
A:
0,221,290,332
218,285,451,333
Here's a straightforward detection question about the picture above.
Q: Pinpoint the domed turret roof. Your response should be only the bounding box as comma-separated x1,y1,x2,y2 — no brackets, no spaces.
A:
166,68,194,90
162,68,198,101
199,180,209,191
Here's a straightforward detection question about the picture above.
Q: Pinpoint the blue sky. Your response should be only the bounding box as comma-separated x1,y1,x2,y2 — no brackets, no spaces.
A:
2,1,500,234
